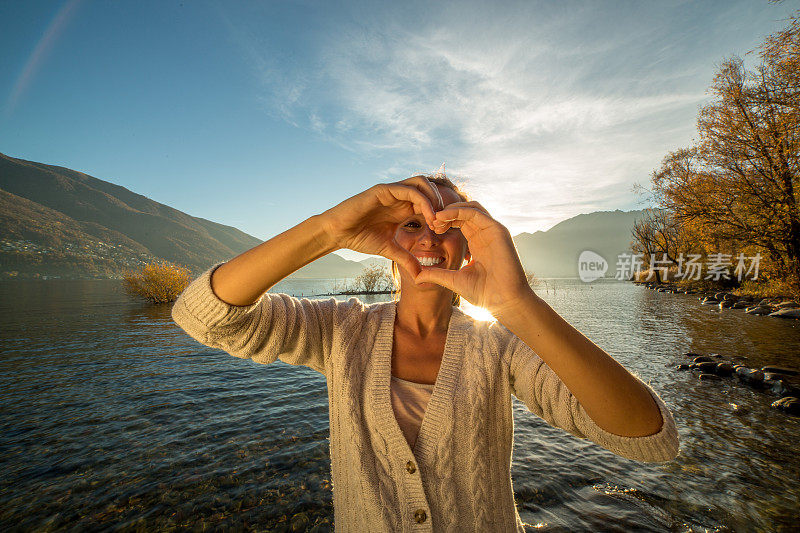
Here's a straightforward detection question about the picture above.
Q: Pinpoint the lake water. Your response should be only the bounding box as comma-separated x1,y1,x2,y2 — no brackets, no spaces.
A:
1,277,799,532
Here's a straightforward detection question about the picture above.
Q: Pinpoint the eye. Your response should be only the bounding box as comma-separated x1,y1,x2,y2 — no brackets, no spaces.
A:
403,220,422,230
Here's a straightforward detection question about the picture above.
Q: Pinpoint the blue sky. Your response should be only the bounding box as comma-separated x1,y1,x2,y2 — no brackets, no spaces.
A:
1,0,796,260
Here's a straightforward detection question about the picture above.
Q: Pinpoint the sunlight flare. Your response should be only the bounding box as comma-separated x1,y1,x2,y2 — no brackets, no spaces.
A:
460,300,496,322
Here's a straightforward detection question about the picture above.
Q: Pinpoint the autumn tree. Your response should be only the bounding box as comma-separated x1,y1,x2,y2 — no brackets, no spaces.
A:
647,13,800,294
631,208,683,282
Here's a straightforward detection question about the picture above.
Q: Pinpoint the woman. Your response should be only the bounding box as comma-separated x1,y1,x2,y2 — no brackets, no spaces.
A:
172,172,679,532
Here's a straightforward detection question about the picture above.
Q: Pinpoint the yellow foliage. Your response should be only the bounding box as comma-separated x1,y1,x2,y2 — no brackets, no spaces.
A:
734,279,795,300
638,14,800,298
123,262,191,303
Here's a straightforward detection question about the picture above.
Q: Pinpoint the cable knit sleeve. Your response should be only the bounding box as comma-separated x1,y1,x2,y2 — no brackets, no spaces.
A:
171,265,347,375
504,334,680,463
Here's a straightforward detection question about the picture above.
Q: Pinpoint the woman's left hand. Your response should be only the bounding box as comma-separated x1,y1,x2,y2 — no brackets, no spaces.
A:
414,202,534,315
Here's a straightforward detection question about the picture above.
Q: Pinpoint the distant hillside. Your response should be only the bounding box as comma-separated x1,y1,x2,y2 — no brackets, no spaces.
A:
359,257,391,270
0,153,363,279
513,209,648,278
292,252,367,279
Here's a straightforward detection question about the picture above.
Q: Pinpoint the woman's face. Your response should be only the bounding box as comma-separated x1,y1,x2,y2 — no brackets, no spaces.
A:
394,184,469,285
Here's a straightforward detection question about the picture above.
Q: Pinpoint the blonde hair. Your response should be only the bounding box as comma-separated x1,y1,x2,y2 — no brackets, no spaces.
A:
391,174,470,307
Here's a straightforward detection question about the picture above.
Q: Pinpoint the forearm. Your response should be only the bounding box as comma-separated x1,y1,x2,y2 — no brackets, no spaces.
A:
211,214,337,306
496,290,663,437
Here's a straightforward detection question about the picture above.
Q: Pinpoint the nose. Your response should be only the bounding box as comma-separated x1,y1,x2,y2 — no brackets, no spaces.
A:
417,225,440,247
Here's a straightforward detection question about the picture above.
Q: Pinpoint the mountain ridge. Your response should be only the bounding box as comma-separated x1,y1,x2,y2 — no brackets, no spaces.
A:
0,153,364,278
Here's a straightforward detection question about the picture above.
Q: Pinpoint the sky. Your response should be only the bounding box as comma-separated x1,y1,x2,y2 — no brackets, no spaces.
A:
1,0,796,260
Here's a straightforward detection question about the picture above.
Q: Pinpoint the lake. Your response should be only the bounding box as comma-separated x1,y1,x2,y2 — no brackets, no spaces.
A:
1,277,799,532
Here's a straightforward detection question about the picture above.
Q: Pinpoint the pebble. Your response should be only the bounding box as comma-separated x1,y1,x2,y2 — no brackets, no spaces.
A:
729,403,749,415
715,362,734,376
745,306,773,315
695,362,718,373
291,513,310,532
761,366,799,376
768,379,795,397
738,368,766,387
676,352,800,418
768,308,800,319
771,397,800,416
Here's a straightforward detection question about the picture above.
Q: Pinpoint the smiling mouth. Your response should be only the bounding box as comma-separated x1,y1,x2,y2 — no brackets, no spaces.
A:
417,256,444,267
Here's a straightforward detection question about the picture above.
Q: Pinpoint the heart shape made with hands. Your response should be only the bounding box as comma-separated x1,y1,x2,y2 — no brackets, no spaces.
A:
386,207,479,285
384,220,469,281
337,178,520,306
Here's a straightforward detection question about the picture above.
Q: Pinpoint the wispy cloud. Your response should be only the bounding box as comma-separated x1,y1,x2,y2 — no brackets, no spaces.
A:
4,0,83,116
228,1,727,232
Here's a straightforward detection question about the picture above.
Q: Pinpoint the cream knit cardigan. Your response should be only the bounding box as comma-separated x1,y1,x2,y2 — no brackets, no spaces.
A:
172,267,680,533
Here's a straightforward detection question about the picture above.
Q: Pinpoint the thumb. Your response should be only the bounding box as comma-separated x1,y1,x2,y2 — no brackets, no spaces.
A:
381,241,421,278
415,267,459,292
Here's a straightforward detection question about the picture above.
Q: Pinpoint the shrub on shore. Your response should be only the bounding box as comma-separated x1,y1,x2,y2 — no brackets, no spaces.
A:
123,262,191,303
347,264,393,293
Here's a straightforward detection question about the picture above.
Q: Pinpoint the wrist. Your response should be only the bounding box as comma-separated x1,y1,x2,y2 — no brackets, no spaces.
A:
490,287,541,326
308,213,342,254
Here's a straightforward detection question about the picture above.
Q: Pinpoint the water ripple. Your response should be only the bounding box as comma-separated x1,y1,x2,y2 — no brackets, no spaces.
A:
0,278,798,531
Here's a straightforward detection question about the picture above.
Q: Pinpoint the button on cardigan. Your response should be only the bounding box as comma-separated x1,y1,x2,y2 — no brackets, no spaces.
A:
172,267,680,532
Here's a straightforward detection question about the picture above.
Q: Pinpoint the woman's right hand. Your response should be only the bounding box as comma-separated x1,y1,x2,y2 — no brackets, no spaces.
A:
320,176,444,278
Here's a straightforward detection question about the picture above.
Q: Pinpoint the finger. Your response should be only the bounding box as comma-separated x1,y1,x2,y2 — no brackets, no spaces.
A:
433,206,495,231
381,241,421,278
414,266,459,292
381,184,437,226
404,175,444,211
431,201,492,233
438,201,491,216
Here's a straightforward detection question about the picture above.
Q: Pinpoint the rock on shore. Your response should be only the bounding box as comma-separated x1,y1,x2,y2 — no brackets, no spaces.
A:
677,351,800,417
637,282,799,319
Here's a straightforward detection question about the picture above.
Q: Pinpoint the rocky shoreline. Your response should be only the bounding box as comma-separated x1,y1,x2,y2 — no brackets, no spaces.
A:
635,282,800,417
675,352,800,417
636,282,800,319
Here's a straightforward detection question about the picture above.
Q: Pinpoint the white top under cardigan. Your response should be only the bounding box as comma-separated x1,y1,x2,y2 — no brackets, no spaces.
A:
390,375,434,450
171,266,680,533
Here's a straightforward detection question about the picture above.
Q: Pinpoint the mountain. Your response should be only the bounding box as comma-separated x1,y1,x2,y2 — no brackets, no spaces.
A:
513,210,648,278
292,252,367,279
359,257,391,270
0,153,364,279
